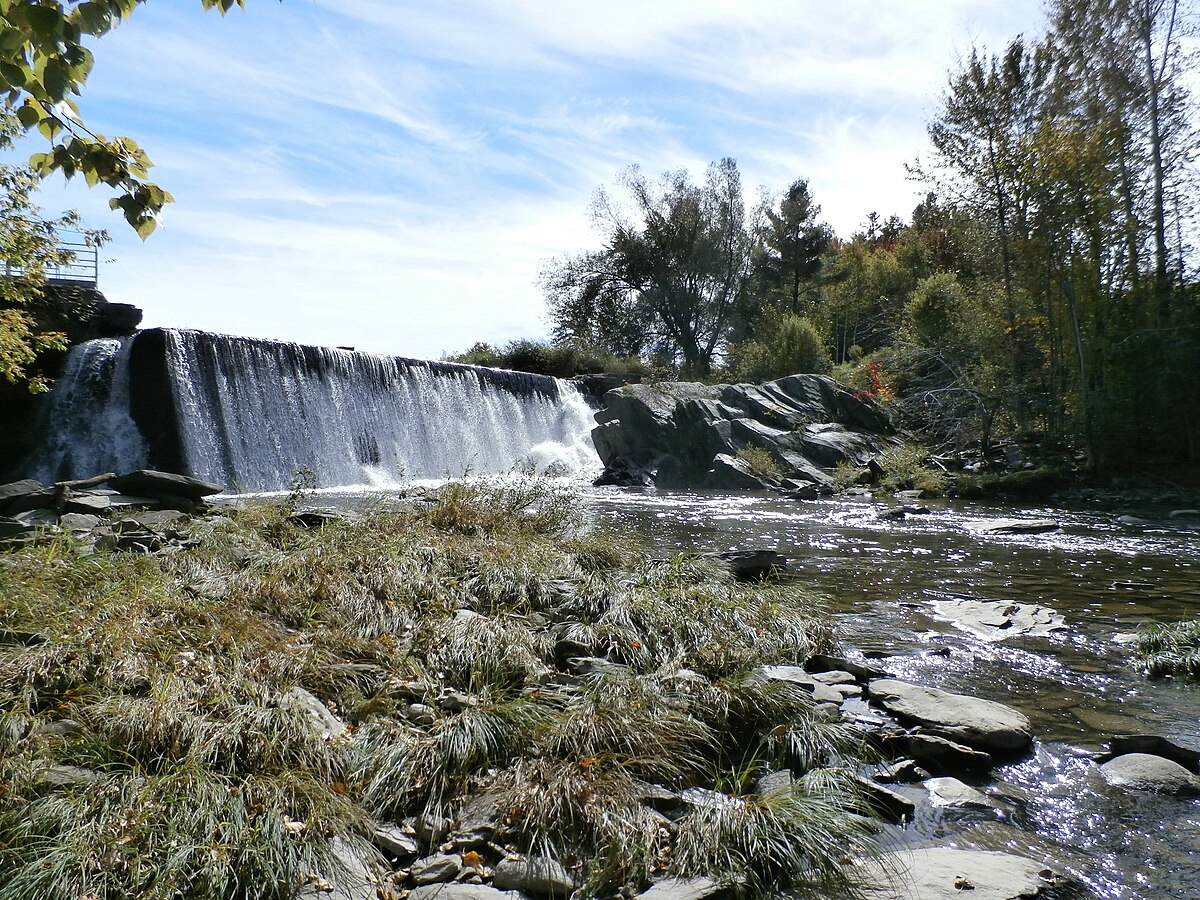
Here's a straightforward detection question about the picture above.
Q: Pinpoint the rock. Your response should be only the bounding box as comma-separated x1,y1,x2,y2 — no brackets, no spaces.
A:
804,653,887,682
411,854,463,885
0,478,45,501
1169,508,1200,519
1099,753,1200,795
810,670,858,685
1097,734,1200,772
416,814,453,850
408,886,524,900
1117,514,1152,525
302,837,379,900
2,487,55,515
372,823,420,861
279,686,347,740
59,513,100,532
874,758,928,784
15,508,59,528
107,470,223,500
850,774,915,823
289,508,344,528
859,848,1068,899
62,493,112,514
717,548,788,581
749,665,845,704
977,518,1059,535
882,732,994,776
755,769,793,794
590,375,898,491
0,517,34,538
923,776,1004,810
868,679,1032,753
929,598,1067,641
637,877,730,900
492,857,574,897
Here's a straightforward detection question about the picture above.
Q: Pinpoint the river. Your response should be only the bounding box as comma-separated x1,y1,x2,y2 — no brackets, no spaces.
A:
587,487,1200,899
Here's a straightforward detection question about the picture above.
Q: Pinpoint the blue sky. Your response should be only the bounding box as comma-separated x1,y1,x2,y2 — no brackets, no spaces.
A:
19,0,1043,359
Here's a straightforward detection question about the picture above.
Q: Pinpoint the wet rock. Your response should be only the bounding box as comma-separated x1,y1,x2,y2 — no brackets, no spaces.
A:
929,598,1067,641
977,518,1059,535
108,470,223,500
1100,753,1200,795
850,774,915,823
1097,735,1200,772
923,776,1004,810
637,877,730,900
492,856,574,897
1117,514,1152,526
858,847,1068,899
411,854,463,885
1169,508,1200,519
717,548,789,581
874,758,928,784
804,653,887,682
883,732,993,776
868,679,1032,753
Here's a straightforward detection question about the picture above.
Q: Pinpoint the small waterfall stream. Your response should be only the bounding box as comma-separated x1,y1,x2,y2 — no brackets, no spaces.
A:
25,329,600,491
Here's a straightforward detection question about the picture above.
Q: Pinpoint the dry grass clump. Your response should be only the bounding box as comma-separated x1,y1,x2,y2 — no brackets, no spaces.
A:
0,479,875,899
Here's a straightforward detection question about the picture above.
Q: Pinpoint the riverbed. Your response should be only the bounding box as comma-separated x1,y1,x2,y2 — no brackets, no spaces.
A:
588,488,1200,899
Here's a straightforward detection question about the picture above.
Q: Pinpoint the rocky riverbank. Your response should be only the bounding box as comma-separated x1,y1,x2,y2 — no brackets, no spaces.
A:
14,471,1199,897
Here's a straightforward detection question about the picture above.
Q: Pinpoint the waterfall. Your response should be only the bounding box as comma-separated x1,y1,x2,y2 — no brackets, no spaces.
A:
24,329,600,491
25,337,149,483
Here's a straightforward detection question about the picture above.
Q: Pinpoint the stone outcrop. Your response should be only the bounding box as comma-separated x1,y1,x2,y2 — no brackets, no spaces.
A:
590,375,898,490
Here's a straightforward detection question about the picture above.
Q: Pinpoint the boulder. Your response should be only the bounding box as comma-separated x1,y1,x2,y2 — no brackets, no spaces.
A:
107,470,223,501
849,773,915,823
492,857,574,897
1099,753,1200,795
868,679,1032,753
929,598,1067,641
717,548,789,581
748,665,846,704
858,848,1068,899
411,854,463,885
371,823,420,861
1097,735,1200,772
977,519,1060,535
804,653,887,683
590,375,897,490
279,686,347,741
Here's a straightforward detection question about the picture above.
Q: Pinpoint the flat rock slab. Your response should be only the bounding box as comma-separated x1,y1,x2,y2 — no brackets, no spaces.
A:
637,878,730,900
408,886,526,900
924,776,1006,811
108,470,223,500
859,848,1065,899
748,665,845,704
1100,753,1200,795
930,598,1066,641
976,519,1060,535
869,679,1032,753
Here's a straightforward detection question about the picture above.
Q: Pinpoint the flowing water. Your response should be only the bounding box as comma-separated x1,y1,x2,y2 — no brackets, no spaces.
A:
587,488,1200,899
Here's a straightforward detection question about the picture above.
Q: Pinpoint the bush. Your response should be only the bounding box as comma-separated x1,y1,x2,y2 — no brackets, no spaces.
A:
731,311,832,383
1135,621,1200,678
446,339,648,379
735,446,785,481
879,443,947,495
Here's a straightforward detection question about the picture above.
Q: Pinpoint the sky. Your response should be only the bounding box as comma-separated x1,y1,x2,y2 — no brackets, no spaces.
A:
16,0,1045,360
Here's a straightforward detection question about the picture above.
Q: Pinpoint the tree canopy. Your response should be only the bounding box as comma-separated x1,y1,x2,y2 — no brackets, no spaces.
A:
0,0,249,237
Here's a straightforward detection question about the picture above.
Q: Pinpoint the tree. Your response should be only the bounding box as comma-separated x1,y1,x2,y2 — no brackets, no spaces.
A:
752,179,831,315
543,160,752,377
0,0,251,236
0,113,105,391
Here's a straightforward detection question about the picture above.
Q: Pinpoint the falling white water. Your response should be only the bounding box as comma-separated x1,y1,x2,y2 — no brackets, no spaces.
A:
25,337,149,483
21,329,601,491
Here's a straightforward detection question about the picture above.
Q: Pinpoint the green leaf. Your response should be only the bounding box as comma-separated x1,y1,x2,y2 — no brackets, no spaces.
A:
134,215,158,240
24,6,62,38
15,102,39,128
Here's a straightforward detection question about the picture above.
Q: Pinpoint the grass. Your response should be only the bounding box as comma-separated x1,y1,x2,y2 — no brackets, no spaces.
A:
0,480,878,899
878,444,947,495
1135,620,1200,679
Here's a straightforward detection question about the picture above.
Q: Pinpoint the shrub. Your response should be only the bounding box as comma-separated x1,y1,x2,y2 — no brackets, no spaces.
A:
735,446,785,481
879,444,947,495
731,311,832,383
1135,621,1200,678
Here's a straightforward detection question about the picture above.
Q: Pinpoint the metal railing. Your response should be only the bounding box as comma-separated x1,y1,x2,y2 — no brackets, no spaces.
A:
2,234,99,287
